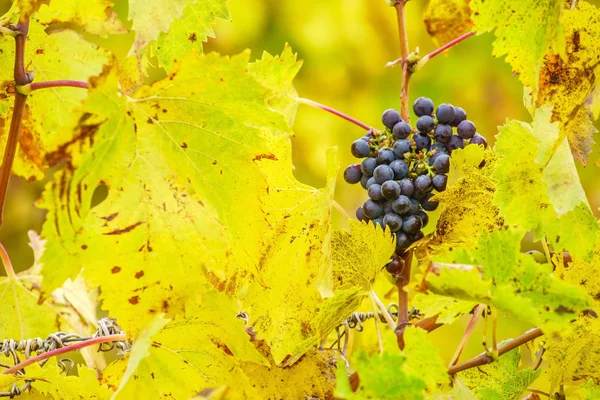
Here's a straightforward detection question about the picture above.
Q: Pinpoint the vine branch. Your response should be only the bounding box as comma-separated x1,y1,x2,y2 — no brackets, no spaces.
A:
394,250,412,349
296,97,374,130
0,242,15,279
448,327,543,375
27,80,89,92
394,0,411,121
416,31,475,70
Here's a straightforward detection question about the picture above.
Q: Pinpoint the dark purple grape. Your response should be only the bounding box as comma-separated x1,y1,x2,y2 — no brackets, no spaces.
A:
428,151,442,167
450,107,467,127
402,215,423,234
418,210,429,228
366,177,376,189
344,164,362,184
368,184,383,201
413,97,434,117
361,157,377,176
457,120,476,140
356,206,368,222
413,190,427,200
416,115,435,134
436,103,456,124
372,217,384,229
470,133,488,148
420,192,439,211
395,232,412,252
381,180,401,200
382,109,402,130
429,142,448,155
432,174,448,192
376,148,396,164
385,257,403,274
446,135,465,152
408,198,420,215
399,179,414,196
389,159,409,180
392,195,411,215
383,213,403,232
373,165,394,184
383,200,393,214
363,200,382,219
434,124,452,144
412,231,425,241
433,154,450,174
351,139,371,158
393,139,412,159
360,174,369,189
414,175,432,193
414,133,431,152
392,121,412,139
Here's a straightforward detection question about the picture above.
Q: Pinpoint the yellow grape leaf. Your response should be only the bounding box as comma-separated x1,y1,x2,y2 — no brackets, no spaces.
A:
460,347,540,399
103,291,267,399
411,292,476,325
0,20,109,181
34,0,127,37
16,0,49,19
531,1,600,165
33,364,113,399
470,0,564,90
40,49,300,335
151,0,230,71
426,146,502,258
331,219,395,292
423,0,473,46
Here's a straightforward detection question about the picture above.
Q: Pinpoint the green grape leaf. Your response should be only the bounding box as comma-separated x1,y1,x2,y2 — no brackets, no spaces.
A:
0,20,109,181
425,229,592,333
103,290,268,399
470,0,564,90
151,0,230,71
423,0,473,46
492,108,598,260
460,347,541,400
411,292,477,325
580,380,600,399
34,0,127,37
530,1,600,165
335,328,448,399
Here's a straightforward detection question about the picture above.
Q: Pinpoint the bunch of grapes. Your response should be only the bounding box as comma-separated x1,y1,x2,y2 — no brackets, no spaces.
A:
343,97,487,273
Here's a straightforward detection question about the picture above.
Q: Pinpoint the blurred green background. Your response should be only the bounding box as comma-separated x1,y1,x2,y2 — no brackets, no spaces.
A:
1,0,599,392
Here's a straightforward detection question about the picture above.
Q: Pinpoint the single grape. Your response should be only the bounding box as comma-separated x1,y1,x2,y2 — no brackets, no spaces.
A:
385,257,404,274
343,164,362,184
351,139,371,158
414,175,432,193
360,135,371,142
450,106,467,127
413,97,435,117
361,157,377,176
368,184,383,201
389,159,409,180
393,139,412,159
366,177,376,189
470,133,488,148
429,142,448,154
434,124,452,144
420,192,439,211
363,199,382,219
373,165,394,183
395,232,412,252
414,133,431,152
391,195,411,214
413,190,427,200
383,213,403,232
402,215,423,234
360,174,369,189
356,206,368,222
372,217,384,229
376,148,396,164
428,152,442,167
457,120,476,140
436,103,456,124
409,198,420,215
392,121,412,139
383,200,393,215
399,178,415,196
432,174,448,192
446,135,465,152
418,210,429,228
412,231,425,241
381,180,401,200
416,115,435,134
433,153,450,174
382,109,402,130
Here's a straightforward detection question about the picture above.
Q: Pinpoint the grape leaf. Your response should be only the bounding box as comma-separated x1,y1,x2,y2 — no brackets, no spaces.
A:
151,0,230,71
423,0,473,46
530,1,600,165
460,347,541,400
411,292,477,325
470,0,564,90
425,229,591,333
16,0,49,19
33,364,113,399
103,290,268,399
34,0,127,37
0,20,109,181
580,380,600,399
492,108,598,260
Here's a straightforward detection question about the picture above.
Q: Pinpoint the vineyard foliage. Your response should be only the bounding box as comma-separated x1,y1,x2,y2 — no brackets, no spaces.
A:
0,0,598,398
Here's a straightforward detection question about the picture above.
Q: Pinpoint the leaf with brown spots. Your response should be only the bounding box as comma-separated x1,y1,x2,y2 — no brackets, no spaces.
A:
424,0,473,46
